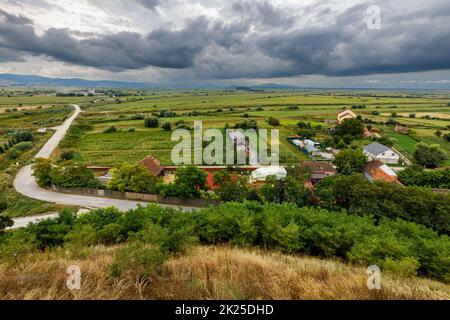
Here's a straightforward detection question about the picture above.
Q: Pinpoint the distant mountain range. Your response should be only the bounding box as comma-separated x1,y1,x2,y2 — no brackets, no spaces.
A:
0,73,300,90
0,74,150,88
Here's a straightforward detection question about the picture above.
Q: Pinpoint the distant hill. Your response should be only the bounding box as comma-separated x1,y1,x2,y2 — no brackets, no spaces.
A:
0,74,303,90
250,83,299,89
0,74,150,88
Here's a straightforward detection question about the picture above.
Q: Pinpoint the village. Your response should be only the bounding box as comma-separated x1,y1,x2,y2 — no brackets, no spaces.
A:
90,108,408,193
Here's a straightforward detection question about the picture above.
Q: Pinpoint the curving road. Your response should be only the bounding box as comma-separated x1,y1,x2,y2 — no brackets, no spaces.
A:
11,105,195,229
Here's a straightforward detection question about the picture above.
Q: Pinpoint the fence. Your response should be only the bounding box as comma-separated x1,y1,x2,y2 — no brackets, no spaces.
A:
51,185,221,208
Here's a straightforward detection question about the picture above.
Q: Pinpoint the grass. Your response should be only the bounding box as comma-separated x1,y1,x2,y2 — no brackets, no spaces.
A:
389,133,418,155
0,245,448,300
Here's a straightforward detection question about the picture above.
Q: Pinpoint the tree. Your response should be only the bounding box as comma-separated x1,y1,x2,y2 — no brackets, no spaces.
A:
161,122,172,131
413,143,446,168
144,116,159,128
444,133,450,142
334,118,364,138
103,125,118,133
213,170,249,201
173,165,208,198
258,176,308,206
332,148,367,175
12,130,34,142
0,215,13,232
107,162,159,194
267,117,280,126
33,158,53,187
435,130,442,137
8,147,20,160
50,161,101,188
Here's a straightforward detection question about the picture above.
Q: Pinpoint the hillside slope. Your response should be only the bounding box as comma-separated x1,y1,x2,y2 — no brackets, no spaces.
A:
0,245,448,300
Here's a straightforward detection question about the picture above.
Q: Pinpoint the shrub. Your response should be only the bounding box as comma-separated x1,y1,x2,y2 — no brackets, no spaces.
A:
131,114,144,120
60,150,75,161
7,148,20,160
144,116,159,128
33,158,53,187
107,163,159,194
50,161,101,188
14,141,33,151
0,215,13,231
12,130,34,142
161,122,172,131
103,125,118,133
413,143,446,168
267,117,280,126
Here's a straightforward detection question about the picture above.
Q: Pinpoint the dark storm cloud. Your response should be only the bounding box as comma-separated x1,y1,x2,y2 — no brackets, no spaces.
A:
1,1,450,78
254,3,450,78
0,11,246,70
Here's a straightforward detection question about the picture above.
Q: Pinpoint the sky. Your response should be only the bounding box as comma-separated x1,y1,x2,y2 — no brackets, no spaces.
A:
0,0,450,89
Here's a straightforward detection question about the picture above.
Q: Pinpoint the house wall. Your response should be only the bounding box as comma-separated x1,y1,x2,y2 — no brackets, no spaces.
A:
363,151,400,164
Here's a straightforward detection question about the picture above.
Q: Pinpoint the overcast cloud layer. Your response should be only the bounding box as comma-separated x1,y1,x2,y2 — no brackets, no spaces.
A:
0,0,449,88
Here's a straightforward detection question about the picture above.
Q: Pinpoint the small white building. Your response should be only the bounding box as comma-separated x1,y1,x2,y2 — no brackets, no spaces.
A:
363,142,400,164
37,128,47,133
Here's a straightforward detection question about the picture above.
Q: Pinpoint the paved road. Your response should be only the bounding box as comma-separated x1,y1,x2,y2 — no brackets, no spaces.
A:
12,105,196,229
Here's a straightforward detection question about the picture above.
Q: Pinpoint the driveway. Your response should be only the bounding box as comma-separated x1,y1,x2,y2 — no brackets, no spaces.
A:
11,105,196,229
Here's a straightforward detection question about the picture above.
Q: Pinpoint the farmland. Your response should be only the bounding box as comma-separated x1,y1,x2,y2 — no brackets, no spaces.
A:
0,88,449,217
54,89,450,166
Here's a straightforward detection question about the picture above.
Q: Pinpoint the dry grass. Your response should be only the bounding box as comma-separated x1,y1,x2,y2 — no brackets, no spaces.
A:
0,245,448,300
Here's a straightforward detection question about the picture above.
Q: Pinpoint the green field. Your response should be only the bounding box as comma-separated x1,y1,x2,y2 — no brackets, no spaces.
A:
0,88,449,217
51,89,449,166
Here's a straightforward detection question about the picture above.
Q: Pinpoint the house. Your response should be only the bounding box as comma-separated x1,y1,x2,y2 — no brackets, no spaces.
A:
300,161,336,184
37,128,47,133
139,155,165,176
324,119,337,124
363,128,373,138
316,152,334,160
364,160,399,183
363,142,400,164
395,125,409,134
337,109,357,124
304,139,320,147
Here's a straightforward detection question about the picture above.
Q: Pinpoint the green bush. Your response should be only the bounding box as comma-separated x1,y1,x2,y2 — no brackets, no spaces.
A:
7,148,20,160
14,141,33,151
1,202,449,281
161,122,172,131
267,117,280,126
103,125,118,134
144,116,159,128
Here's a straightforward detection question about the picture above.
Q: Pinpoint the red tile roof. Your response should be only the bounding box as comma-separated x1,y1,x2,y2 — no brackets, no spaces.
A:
139,155,164,176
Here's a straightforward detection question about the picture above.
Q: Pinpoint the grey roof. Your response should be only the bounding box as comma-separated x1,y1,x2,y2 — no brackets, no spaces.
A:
363,142,391,155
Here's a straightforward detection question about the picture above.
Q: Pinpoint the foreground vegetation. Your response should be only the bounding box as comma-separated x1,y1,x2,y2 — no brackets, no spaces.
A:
0,245,448,300
1,203,448,282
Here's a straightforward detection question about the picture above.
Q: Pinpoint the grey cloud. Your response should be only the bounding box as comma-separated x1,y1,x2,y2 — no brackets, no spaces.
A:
135,0,160,10
1,1,450,79
254,3,450,78
0,11,245,70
